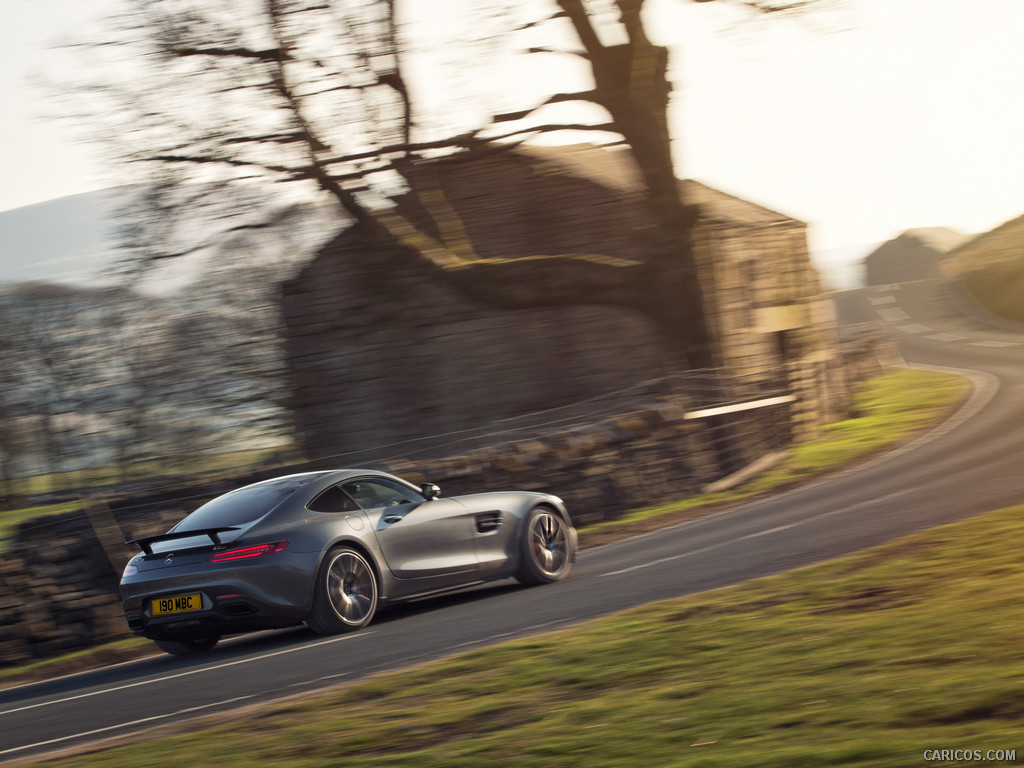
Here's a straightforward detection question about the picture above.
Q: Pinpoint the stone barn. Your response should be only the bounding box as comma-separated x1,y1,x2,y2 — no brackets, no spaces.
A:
281,144,847,464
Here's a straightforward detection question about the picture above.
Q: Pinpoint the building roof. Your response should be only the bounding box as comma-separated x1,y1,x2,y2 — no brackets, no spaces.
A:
516,144,802,227
900,227,971,253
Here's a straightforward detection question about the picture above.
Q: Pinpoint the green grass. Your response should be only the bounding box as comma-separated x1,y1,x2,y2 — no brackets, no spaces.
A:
965,255,1024,325
940,210,1024,325
0,447,297,542
0,638,152,687
32,502,1024,767
583,368,968,543
0,501,82,542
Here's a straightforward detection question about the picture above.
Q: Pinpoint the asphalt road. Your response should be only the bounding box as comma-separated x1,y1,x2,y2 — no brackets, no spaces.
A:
2,279,1023,762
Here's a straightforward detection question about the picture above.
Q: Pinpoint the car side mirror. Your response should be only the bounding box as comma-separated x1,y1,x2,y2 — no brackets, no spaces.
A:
421,483,441,500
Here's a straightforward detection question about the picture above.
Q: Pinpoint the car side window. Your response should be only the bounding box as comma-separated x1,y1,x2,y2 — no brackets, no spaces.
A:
308,485,360,514
341,478,424,509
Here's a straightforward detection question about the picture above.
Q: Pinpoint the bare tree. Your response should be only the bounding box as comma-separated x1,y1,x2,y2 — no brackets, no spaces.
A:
0,281,290,490
69,0,825,370
0,285,101,478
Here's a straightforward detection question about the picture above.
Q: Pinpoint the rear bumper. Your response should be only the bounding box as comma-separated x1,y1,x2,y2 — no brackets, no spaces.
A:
120,554,316,639
124,588,309,639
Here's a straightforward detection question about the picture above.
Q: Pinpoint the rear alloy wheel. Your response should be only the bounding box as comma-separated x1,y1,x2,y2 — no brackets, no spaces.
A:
516,507,573,585
306,547,378,634
153,635,220,656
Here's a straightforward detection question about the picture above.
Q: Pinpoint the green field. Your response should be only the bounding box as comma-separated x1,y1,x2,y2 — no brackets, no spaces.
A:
942,211,1024,325
0,447,295,543
964,257,1024,325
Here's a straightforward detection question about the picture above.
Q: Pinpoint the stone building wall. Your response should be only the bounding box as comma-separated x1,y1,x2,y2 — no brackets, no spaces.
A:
283,147,849,462
283,226,670,463
698,219,849,437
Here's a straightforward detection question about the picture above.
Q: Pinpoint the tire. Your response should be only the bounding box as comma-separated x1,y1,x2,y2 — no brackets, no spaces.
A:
306,546,378,635
154,635,220,656
516,507,574,586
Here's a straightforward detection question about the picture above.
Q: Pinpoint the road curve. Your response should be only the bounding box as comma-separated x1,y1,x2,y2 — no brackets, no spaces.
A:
2,279,1023,762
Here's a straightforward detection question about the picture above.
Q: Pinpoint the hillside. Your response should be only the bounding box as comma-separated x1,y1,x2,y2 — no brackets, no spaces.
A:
0,187,346,293
862,227,971,286
941,212,1024,324
0,189,126,284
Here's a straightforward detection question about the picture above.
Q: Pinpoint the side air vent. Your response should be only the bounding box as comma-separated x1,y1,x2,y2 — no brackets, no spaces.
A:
475,511,503,534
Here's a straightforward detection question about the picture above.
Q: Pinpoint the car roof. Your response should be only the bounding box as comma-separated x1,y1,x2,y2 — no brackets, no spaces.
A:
257,468,407,490
271,468,390,482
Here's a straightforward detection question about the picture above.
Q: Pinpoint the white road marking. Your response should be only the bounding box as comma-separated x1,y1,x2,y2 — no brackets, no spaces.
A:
896,323,932,334
450,619,565,651
598,486,919,577
970,340,1020,348
878,308,910,321
869,296,897,305
926,334,967,342
0,632,370,718
0,695,255,757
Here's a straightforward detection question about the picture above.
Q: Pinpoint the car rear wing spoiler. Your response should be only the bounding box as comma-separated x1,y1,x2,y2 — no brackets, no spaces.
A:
126,527,241,555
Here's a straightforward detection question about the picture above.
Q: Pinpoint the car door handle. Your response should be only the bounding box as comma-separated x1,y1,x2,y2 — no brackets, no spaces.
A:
383,514,403,524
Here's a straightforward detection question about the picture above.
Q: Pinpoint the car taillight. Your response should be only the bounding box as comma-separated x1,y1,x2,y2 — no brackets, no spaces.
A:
209,541,289,562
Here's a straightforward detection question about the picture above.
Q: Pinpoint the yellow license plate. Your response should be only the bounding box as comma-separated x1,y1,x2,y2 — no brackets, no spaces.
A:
152,593,203,616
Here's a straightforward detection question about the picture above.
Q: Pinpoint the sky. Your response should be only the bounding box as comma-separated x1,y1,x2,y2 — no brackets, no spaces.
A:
1,0,114,210
3,0,1024,288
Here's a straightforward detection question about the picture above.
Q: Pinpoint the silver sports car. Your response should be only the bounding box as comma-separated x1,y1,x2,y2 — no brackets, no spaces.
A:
120,469,577,655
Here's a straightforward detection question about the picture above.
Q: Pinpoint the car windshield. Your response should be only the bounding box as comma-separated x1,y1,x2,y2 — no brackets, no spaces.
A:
177,476,311,531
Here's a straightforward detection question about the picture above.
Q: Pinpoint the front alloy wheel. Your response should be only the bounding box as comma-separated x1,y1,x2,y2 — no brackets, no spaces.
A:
516,507,573,585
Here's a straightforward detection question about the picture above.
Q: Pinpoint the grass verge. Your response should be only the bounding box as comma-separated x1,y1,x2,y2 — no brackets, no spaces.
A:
0,638,153,688
0,447,297,542
964,256,1024,325
29,501,1024,767
0,502,82,543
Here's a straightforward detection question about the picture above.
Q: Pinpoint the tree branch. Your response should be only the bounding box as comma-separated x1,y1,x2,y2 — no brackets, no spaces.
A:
555,0,606,58
481,122,620,144
492,91,599,124
382,0,413,151
168,45,288,62
510,10,568,33
694,0,821,12
266,0,372,223
141,153,295,175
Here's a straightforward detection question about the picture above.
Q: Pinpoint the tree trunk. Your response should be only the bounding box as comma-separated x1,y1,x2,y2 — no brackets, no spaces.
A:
557,0,719,370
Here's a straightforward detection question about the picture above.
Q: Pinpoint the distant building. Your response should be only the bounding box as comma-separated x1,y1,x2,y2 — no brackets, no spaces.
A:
863,227,971,286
